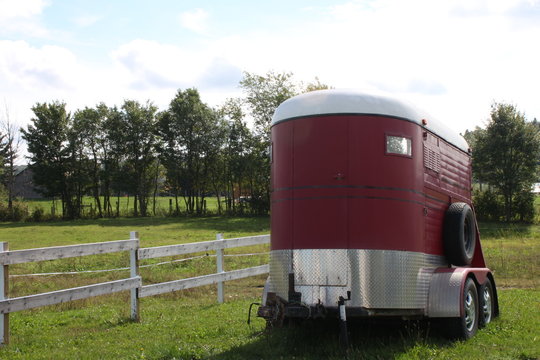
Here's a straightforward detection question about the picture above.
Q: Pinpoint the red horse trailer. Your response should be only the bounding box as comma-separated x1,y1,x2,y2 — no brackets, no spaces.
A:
257,89,498,339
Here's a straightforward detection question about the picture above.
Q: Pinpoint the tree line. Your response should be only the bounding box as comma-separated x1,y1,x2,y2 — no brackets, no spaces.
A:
2,71,329,219
1,72,538,222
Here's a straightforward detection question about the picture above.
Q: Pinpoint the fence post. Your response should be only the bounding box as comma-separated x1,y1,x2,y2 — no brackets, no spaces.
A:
0,242,9,345
216,233,224,303
130,231,140,321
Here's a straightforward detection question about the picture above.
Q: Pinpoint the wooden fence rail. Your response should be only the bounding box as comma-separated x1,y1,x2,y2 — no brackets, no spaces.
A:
0,239,139,265
0,277,142,314
139,265,269,298
0,232,270,345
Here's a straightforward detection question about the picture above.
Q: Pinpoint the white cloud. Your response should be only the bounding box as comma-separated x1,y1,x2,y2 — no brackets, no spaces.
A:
0,40,122,127
111,39,242,92
112,39,206,89
0,40,85,156
0,0,49,37
196,0,540,132
0,40,80,90
179,8,209,34
72,14,102,28
0,0,47,20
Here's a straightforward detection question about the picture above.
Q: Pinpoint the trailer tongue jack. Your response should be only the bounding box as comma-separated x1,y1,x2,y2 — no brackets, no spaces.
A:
338,293,351,349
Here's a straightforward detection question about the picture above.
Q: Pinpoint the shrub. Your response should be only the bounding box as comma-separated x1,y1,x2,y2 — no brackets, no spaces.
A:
473,188,536,223
31,206,45,222
12,201,29,221
513,189,535,222
473,189,503,222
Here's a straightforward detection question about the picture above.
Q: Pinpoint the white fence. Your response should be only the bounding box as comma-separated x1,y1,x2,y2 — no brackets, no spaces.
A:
0,233,270,345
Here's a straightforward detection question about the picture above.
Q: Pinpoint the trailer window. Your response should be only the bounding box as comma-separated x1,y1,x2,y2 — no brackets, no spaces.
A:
386,135,412,156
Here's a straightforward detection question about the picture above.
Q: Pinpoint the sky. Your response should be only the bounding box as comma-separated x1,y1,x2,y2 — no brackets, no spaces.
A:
1,0,540,150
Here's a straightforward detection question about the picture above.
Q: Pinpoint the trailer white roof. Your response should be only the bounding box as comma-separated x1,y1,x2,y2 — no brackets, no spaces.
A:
271,89,469,152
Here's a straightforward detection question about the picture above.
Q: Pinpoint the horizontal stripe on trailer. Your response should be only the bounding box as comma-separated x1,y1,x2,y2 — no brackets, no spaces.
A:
272,184,452,205
272,194,445,211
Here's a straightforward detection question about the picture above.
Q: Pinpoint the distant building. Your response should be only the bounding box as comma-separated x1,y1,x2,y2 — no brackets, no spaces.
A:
12,166,43,199
533,183,540,195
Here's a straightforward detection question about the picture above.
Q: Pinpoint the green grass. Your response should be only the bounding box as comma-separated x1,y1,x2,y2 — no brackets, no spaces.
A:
0,216,268,249
21,196,222,217
0,218,538,359
479,223,540,288
0,289,537,359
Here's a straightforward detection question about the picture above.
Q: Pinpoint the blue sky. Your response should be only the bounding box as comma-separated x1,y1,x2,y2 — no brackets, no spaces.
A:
1,0,540,142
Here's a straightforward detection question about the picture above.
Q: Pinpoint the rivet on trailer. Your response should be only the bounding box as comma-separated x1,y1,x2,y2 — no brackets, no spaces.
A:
257,89,499,341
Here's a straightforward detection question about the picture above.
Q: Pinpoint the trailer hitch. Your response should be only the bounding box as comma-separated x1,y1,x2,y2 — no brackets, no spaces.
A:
255,293,287,327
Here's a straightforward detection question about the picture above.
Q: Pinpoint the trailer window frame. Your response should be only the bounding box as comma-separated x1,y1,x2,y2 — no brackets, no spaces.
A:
385,134,413,158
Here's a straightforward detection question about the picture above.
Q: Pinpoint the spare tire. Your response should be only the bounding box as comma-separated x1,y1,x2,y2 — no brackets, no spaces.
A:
443,202,476,266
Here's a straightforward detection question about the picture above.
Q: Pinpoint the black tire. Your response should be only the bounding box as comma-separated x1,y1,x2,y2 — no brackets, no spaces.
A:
443,202,476,266
478,278,495,328
448,278,479,339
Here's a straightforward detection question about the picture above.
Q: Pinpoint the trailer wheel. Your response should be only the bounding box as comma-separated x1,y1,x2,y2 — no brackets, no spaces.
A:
448,278,478,339
478,279,494,328
443,202,476,266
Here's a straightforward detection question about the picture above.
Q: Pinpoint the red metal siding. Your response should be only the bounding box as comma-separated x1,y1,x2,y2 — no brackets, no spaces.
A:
292,117,348,249
424,187,449,255
270,121,293,251
271,114,472,257
439,141,471,201
347,116,424,252
422,131,472,256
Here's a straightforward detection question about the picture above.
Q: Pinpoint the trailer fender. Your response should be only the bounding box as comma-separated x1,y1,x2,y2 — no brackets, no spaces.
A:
427,268,491,318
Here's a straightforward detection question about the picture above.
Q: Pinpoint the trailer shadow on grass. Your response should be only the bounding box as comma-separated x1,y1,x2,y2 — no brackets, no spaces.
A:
209,318,454,360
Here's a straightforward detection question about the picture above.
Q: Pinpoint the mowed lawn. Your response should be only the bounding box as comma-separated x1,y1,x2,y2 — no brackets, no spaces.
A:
0,217,537,359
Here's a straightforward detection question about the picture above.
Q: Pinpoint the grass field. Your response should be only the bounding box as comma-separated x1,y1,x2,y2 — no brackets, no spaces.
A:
21,196,223,218
0,217,537,359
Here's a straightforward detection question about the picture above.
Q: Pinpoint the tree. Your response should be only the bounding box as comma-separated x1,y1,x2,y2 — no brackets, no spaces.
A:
66,111,91,218
218,98,253,214
472,103,540,222
239,71,299,214
21,101,81,218
118,100,159,217
158,89,225,215
463,126,486,186
239,71,298,141
101,105,125,216
302,76,333,93
72,105,109,217
0,103,21,217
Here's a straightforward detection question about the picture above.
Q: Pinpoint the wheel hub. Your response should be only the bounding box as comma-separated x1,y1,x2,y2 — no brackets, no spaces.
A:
464,290,476,331
482,287,492,323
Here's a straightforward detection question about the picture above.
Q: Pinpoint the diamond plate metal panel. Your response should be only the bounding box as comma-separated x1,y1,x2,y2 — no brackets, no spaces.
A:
269,250,291,299
349,250,445,309
293,249,348,286
319,285,350,306
269,249,446,310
